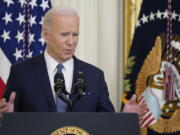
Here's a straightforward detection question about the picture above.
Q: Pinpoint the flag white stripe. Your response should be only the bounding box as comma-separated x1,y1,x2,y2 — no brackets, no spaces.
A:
140,109,156,127
140,111,151,122
138,95,143,102
141,114,156,127
0,48,11,83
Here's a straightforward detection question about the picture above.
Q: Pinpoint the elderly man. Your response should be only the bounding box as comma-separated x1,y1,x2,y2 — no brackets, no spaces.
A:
0,7,145,118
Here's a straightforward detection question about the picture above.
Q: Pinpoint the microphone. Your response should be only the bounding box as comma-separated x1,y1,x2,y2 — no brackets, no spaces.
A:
74,71,86,96
69,71,85,109
54,72,66,95
54,72,72,106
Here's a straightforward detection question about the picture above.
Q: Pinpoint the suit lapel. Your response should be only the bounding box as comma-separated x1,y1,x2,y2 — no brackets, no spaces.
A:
32,54,56,112
71,56,84,102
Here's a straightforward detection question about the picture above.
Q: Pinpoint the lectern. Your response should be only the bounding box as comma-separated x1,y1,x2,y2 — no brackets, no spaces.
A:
0,112,140,135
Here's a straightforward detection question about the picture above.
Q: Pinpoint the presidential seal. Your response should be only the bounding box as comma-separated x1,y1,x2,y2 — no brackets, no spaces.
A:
136,35,180,134
50,126,90,135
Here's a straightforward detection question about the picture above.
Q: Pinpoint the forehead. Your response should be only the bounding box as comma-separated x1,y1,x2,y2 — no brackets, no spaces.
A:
51,14,79,28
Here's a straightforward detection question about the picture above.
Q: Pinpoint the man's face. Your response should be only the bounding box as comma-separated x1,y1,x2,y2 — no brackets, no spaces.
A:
43,14,79,63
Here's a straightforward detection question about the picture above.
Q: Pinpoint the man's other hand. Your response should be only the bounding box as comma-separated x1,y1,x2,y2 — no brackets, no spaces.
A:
0,92,15,118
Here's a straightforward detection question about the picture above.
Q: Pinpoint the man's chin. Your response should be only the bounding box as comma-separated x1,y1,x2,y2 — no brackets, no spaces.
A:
63,55,73,61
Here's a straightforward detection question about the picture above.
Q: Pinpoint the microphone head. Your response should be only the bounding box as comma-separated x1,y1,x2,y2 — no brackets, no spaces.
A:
54,72,65,95
75,71,85,96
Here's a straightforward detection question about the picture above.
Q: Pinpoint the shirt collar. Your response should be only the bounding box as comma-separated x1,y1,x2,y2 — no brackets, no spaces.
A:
44,50,74,73
63,57,74,72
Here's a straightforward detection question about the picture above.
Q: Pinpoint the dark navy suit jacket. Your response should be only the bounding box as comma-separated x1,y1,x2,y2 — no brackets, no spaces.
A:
4,54,114,112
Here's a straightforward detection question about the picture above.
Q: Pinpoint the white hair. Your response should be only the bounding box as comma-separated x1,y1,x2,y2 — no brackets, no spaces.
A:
42,6,79,30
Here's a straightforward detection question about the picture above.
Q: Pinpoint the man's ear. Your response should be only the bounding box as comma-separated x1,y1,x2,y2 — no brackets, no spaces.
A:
42,28,48,42
42,28,48,36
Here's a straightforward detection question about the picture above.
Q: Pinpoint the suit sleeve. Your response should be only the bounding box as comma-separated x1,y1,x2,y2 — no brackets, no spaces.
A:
96,71,115,112
4,65,21,111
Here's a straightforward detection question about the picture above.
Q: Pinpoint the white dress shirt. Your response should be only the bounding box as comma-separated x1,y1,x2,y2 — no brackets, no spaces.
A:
44,50,74,101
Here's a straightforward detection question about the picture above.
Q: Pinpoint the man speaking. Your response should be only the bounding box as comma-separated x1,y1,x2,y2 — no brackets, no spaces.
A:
0,7,145,117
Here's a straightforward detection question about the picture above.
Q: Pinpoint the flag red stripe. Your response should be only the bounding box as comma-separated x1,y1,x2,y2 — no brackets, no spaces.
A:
144,117,155,127
0,77,6,99
140,112,152,125
138,96,143,102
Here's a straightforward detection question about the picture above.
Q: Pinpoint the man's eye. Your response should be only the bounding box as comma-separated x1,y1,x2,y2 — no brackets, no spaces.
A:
73,33,79,36
60,33,68,36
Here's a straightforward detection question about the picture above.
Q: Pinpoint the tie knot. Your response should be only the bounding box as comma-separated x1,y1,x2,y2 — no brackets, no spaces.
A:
57,64,64,73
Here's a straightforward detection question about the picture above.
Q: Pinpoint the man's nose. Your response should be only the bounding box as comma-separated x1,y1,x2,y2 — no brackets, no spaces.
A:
67,35,74,45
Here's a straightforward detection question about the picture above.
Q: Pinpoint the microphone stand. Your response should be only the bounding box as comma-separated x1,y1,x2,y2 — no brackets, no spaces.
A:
56,92,73,112
67,88,86,112
55,71,86,112
65,94,73,112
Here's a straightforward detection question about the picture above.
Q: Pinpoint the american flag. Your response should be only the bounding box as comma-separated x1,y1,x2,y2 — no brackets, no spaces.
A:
0,0,51,99
138,88,162,128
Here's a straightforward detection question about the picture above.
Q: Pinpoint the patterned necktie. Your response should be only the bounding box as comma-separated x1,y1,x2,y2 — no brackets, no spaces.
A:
55,64,67,112
57,64,64,73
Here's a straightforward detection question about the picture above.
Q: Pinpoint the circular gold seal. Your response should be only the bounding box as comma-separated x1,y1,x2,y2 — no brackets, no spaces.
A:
50,126,90,135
